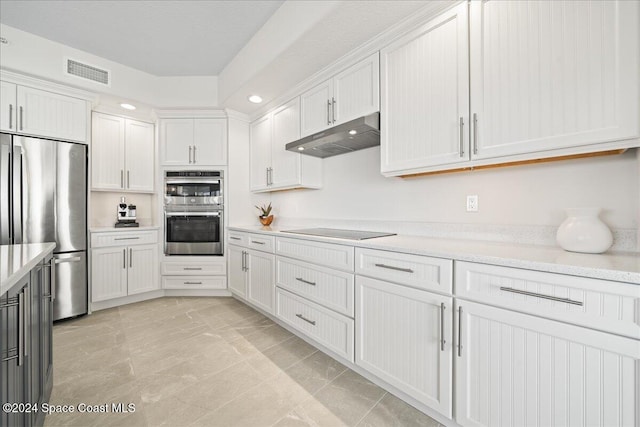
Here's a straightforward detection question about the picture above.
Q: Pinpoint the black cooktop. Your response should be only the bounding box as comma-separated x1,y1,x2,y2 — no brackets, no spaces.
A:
281,228,396,240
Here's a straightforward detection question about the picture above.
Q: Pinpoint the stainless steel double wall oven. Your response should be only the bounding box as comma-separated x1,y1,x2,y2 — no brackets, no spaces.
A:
164,170,223,256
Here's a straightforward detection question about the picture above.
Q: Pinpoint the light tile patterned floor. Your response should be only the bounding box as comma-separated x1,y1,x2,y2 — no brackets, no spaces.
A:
44,297,442,427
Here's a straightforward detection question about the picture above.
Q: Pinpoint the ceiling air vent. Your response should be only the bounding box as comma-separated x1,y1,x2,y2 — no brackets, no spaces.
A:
65,58,110,86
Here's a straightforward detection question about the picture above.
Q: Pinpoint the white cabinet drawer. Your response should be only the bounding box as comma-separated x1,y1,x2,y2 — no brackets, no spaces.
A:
247,234,275,252
276,257,355,317
162,276,226,290
456,261,640,339
161,260,226,275
91,230,158,248
276,288,354,362
228,231,248,246
276,237,354,271
356,248,452,294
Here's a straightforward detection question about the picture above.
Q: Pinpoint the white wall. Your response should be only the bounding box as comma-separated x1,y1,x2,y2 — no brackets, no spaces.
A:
91,192,156,228
268,147,638,231
0,24,218,108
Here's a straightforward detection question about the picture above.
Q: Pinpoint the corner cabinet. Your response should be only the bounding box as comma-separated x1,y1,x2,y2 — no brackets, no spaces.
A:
250,98,322,192
160,117,227,166
300,53,380,137
91,112,155,192
0,81,87,142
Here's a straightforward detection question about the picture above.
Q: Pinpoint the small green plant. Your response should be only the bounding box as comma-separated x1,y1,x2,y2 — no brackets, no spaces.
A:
255,202,272,217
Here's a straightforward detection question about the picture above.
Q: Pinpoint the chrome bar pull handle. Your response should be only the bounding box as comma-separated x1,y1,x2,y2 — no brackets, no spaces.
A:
129,248,133,268
457,306,463,357
188,146,192,164
127,170,130,188
184,281,203,285
193,146,196,163
18,291,24,366
266,167,269,186
8,104,13,129
183,267,202,271
332,97,336,123
459,117,465,157
295,313,316,326
327,100,331,125
374,263,414,274
251,241,265,245
440,303,446,351
123,249,126,269
120,170,124,188
19,106,23,130
295,277,316,286
499,287,583,306
229,236,241,241
472,113,478,155
114,237,139,241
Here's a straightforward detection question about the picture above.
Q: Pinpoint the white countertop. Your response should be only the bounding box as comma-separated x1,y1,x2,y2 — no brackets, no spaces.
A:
0,243,56,295
228,225,640,284
90,226,160,233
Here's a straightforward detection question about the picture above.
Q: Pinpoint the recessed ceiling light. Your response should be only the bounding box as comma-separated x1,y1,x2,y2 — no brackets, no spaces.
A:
120,103,136,110
248,95,263,104
348,130,357,135
297,147,305,151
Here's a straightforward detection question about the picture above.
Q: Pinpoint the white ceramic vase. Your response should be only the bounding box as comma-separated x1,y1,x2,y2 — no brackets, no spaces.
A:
556,208,613,254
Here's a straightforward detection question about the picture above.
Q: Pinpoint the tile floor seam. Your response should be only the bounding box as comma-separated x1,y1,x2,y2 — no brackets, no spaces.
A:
353,391,388,427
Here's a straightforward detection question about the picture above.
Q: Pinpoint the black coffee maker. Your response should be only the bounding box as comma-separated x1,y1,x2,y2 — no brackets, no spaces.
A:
115,196,139,228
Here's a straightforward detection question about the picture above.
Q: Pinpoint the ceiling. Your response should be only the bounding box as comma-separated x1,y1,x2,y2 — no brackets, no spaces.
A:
0,0,284,76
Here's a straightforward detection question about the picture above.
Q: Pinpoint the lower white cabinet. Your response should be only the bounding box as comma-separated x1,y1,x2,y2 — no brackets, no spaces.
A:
356,276,453,418
91,230,159,302
92,244,158,302
455,299,639,427
161,258,226,290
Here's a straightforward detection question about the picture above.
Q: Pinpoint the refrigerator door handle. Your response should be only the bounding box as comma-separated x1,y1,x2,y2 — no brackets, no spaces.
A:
12,143,23,243
0,137,11,244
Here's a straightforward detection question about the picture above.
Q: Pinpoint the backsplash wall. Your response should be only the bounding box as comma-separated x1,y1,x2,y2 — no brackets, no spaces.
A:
90,192,156,228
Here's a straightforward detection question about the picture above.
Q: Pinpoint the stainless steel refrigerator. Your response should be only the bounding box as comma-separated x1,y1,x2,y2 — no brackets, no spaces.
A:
1,133,87,321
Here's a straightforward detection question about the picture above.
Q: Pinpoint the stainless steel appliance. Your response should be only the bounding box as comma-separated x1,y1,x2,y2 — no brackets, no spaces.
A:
281,228,396,240
164,171,223,255
0,133,88,320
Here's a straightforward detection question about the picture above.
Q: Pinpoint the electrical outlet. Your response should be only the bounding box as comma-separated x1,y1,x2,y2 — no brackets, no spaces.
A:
466,195,478,212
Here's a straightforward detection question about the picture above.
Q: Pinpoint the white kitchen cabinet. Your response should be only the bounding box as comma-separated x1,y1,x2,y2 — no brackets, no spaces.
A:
469,0,640,160
91,230,159,303
228,245,246,297
160,118,227,166
249,98,322,192
356,276,453,418
380,3,469,174
161,257,227,290
0,81,17,132
247,249,275,314
91,112,154,192
455,300,639,427
0,82,86,141
300,53,379,137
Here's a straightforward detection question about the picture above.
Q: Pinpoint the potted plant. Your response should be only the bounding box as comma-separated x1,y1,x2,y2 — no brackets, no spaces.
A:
256,202,274,226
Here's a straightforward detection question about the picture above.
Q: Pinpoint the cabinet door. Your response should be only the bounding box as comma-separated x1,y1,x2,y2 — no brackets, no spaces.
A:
333,53,380,125
381,3,469,175
271,98,301,188
300,79,332,137
91,246,128,302
469,0,640,159
0,81,17,132
193,118,227,166
249,114,272,191
246,249,275,314
91,112,125,190
124,119,155,192
161,119,193,165
16,86,86,142
127,244,159,295
356,276,453,418
28,265,42,418
455,300,639,427
228,245,246,298
40,257,53,406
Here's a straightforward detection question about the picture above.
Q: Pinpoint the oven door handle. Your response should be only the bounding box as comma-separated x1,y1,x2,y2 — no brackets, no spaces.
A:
165,211,221,217
165,179,220,185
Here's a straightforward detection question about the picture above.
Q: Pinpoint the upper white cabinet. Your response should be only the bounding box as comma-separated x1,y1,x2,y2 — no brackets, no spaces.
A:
469,0,640,160
300,53,380,137
249,98,322,192
160,118,227,166
0,83,87,142
91,112,154,192
381,3,469,174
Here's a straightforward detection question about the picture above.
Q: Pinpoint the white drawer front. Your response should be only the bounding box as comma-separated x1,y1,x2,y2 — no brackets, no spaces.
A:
356,248,452,294
276,237,354,271
228,231,248,246
162,276,226,290
91,230,158,248
276,288,354,362
276,257,354,317
248,234,275,252
162,260,226,276
456,261,640,339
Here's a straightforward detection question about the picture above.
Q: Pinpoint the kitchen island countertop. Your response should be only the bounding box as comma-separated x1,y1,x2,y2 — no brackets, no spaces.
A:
228,225,640,285
1,243,56,295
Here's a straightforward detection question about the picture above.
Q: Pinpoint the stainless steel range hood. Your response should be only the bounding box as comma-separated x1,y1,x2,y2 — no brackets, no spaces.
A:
285,113,379,158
